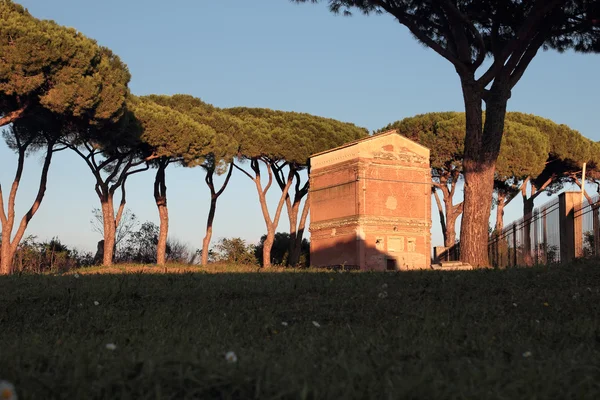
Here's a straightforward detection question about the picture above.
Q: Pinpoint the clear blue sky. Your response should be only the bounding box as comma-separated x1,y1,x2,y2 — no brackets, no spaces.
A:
1,0,599,253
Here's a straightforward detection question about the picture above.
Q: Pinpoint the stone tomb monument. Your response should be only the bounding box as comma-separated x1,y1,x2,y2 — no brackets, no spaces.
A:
309,130,431,270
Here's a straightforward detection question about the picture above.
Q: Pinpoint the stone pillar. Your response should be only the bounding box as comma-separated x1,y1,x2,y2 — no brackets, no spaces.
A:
559,191,583,263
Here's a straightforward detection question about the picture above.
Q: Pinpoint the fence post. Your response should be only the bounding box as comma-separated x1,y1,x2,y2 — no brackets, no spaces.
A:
512,224,517,267
559,191,583,263
533,209,539,265
542,207,548,264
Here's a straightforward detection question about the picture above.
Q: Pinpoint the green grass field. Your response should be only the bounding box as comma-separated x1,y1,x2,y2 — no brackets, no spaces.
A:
1,262,600,399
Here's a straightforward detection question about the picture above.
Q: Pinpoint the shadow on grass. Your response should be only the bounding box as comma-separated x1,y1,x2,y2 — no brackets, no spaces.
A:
1,261,599,399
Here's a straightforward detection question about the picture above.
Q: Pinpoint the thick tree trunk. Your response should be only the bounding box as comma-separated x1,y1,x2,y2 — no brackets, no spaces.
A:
262,227,276,268
445,208,459,248
154,160,169,266
101,197,116,266
459,81,509,267
0,230,13,275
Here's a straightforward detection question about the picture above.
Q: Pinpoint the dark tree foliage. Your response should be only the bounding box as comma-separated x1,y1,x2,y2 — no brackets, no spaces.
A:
254,232,310,268
292,0,600,266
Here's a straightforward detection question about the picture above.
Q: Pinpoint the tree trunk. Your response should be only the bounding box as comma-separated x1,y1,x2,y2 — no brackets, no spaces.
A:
202,196,217,266
286,199,299,266
0,229,13,275
294,192,310,267
445,208,459,248
433,188,448,246
0,140,54,274
262,227,276,268
101,197,116,266
522,196,535,266
459,81,509,267
201,161,234,266
154,160,169,266
495,192,506,234
435,176,463,248
290,193,310,267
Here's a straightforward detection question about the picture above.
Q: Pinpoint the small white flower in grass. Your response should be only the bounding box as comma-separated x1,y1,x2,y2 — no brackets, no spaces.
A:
378,291,388,299
225,351,238,363
0,381,17,400
312,321,321,328
94,301,100,306
522,351,532,358
73,273,80,279
281,322,288,326
512,303,518,307
105,343,117,351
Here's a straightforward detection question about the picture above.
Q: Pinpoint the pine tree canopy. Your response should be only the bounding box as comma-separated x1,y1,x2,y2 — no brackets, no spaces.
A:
0,0,130,126
131,96,217,165
379,111,597,182
224,107,368,164
293,1,600,82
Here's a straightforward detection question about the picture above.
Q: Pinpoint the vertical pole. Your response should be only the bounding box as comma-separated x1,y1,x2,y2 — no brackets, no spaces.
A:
559,192,583,263
512,224,517,267
581,163,587,205
542,207,548,264
533,209,539,265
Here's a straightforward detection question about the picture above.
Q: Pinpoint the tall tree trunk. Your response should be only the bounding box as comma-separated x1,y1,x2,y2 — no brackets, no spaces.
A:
202,196,217,266
495,191,507,234
271,163,308,267
286,198,299,266
432,188,448,246
435,174,463,248
201,160,234,266
522,194,535,266
154,159,169,265
460,80,509,267
236,159,292,268
292,193,310,267
445,207,460,248
101,195,116,266
0,229,12,275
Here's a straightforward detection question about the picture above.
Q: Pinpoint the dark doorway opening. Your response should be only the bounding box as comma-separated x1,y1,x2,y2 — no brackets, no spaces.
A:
386,258,397,271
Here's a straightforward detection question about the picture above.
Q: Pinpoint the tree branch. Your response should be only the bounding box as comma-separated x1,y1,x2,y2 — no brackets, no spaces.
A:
0,105,27,127
233,162,255,181
10,140,55,251
215,160,235,198
372,0,469,74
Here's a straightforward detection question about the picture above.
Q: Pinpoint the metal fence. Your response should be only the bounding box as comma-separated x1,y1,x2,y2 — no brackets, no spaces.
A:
436,191,599,267
575,193,600,258
488,198,561,268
